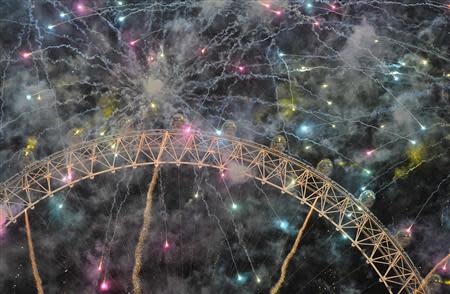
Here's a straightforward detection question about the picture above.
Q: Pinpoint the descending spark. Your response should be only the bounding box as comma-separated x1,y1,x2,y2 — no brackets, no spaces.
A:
410,173,450,227
271,197,319,294
131,132,168,294
24,210,44,294
131,165,160,294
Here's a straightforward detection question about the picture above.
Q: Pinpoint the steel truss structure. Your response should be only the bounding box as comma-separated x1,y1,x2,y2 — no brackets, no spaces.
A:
0,130,425,293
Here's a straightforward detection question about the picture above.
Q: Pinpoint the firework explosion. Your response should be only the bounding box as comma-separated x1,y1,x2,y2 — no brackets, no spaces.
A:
0,1,449,293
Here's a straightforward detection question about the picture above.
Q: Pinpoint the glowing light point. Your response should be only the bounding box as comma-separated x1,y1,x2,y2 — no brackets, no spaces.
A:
331,124,336,128
22,52,32,58
237,274,244,282
313,20,320,26
421,59,428,66
256,276,261,283
118,16,125,22
63,172,73,182
363,169,372,175
150,102,156,109
220,172,225,178
300,125,310,133
406,225,412,234
194,192,199,198
129,40,138,46
164,240,170,249
215,129,222,136
59,12,66,18
117,1,123,5
238,66,245,73
380,124,385,129
327,100,332,105
274,10,282,16
291,105,296,111
183,125,192,134
374,39,379,43
342,234,348,239
58,204,63,209
366,150,375,156
361,186,366,191
306,3,313,8
77,4,85,12
200,47,206,55
393,75,399,81
278,52,285,57
443,263,447,271
48,25,54,30
100,280,108,291
330,5,336,10
261,3,270,8
321,83,328,88
410,140,417,145
26,95,32,100
305,145,311,150
420,125,426,131
279,220,288,230
231,202,238,210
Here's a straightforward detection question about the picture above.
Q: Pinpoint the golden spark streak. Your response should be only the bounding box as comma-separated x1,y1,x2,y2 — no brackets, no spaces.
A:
25,210,44,294
271,197,319,294
132,132,169,294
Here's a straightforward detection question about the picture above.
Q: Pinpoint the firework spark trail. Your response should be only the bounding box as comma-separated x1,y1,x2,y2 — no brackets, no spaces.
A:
24,210,44,294
132,131,169,294
131,165,160,294
203,180,239,274
271,196,319,294
221,179,258,277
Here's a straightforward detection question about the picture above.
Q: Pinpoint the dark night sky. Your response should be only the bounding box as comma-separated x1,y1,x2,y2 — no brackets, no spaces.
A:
0,1,449,293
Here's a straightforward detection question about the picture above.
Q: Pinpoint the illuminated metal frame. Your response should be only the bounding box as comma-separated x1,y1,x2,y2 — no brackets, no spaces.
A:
0,130,424,293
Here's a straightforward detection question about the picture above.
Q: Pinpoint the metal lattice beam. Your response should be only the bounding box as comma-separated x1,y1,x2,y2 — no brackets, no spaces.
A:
0,130,424,293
